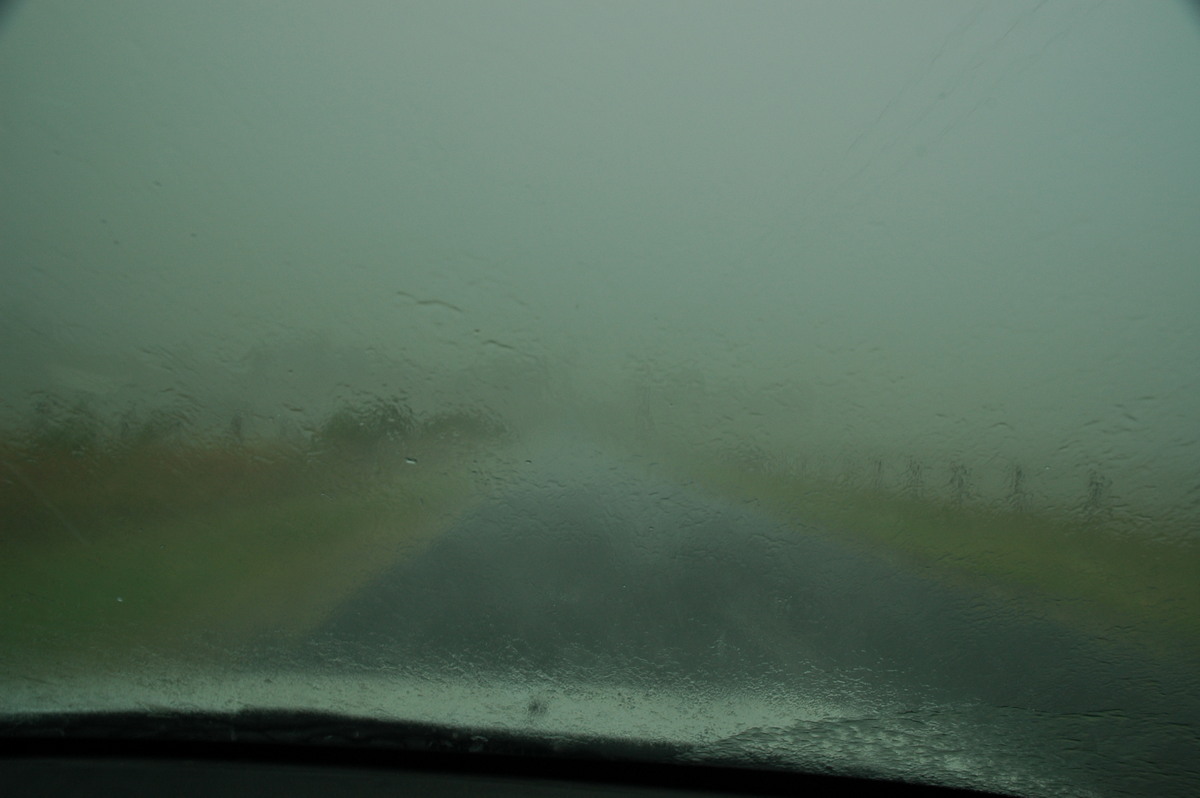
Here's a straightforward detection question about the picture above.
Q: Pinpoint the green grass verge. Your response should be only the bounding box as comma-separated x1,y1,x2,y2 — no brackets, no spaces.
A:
674,453,1200,661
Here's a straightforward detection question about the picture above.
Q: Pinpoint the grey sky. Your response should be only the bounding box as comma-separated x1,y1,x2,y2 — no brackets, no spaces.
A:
2,1,1198,515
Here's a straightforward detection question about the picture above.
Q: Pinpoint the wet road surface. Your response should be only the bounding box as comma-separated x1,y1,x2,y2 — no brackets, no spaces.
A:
306,429,1199,797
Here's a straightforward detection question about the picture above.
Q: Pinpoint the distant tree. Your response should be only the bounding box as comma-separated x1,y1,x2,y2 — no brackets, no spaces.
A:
870,458,885,491
363,396,414,443
316,395,413,453
117,405,189,450
903,458,924,498
948,462,971,507
1006,464,1029,512
227,413,244,445
24,394,100,456
1083,468,1113,522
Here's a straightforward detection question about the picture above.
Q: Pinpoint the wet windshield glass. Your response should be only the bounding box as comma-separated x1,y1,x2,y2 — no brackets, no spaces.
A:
2,2,1198,796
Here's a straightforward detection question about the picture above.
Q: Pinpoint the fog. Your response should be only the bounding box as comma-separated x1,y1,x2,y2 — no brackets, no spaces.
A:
2,1,1198,519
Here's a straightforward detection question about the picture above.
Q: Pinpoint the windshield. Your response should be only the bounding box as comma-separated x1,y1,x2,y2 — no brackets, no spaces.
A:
2,2,1198,796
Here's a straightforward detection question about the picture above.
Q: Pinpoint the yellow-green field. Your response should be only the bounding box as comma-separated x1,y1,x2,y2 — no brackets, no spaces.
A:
0,433,484,671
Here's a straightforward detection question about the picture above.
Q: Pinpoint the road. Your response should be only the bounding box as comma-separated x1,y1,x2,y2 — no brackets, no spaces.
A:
307,426,1200,798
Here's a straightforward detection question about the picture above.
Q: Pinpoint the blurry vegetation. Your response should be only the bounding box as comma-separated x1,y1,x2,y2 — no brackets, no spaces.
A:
22,394,103,456
676,445,1200,660
0,392,506,548
316,395,414,453
0,390,506,665
1,387,1193,664
116,404,193,450
3,398,301,547
314,397,507,456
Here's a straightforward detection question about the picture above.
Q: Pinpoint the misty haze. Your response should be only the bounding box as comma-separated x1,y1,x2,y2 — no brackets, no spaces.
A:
2,3,1199,797
2,0,1197,517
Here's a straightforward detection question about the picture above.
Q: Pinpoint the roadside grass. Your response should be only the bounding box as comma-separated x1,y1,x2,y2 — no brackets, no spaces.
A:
674,451,1200,661
4,404,1196,674
0,435,483,671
